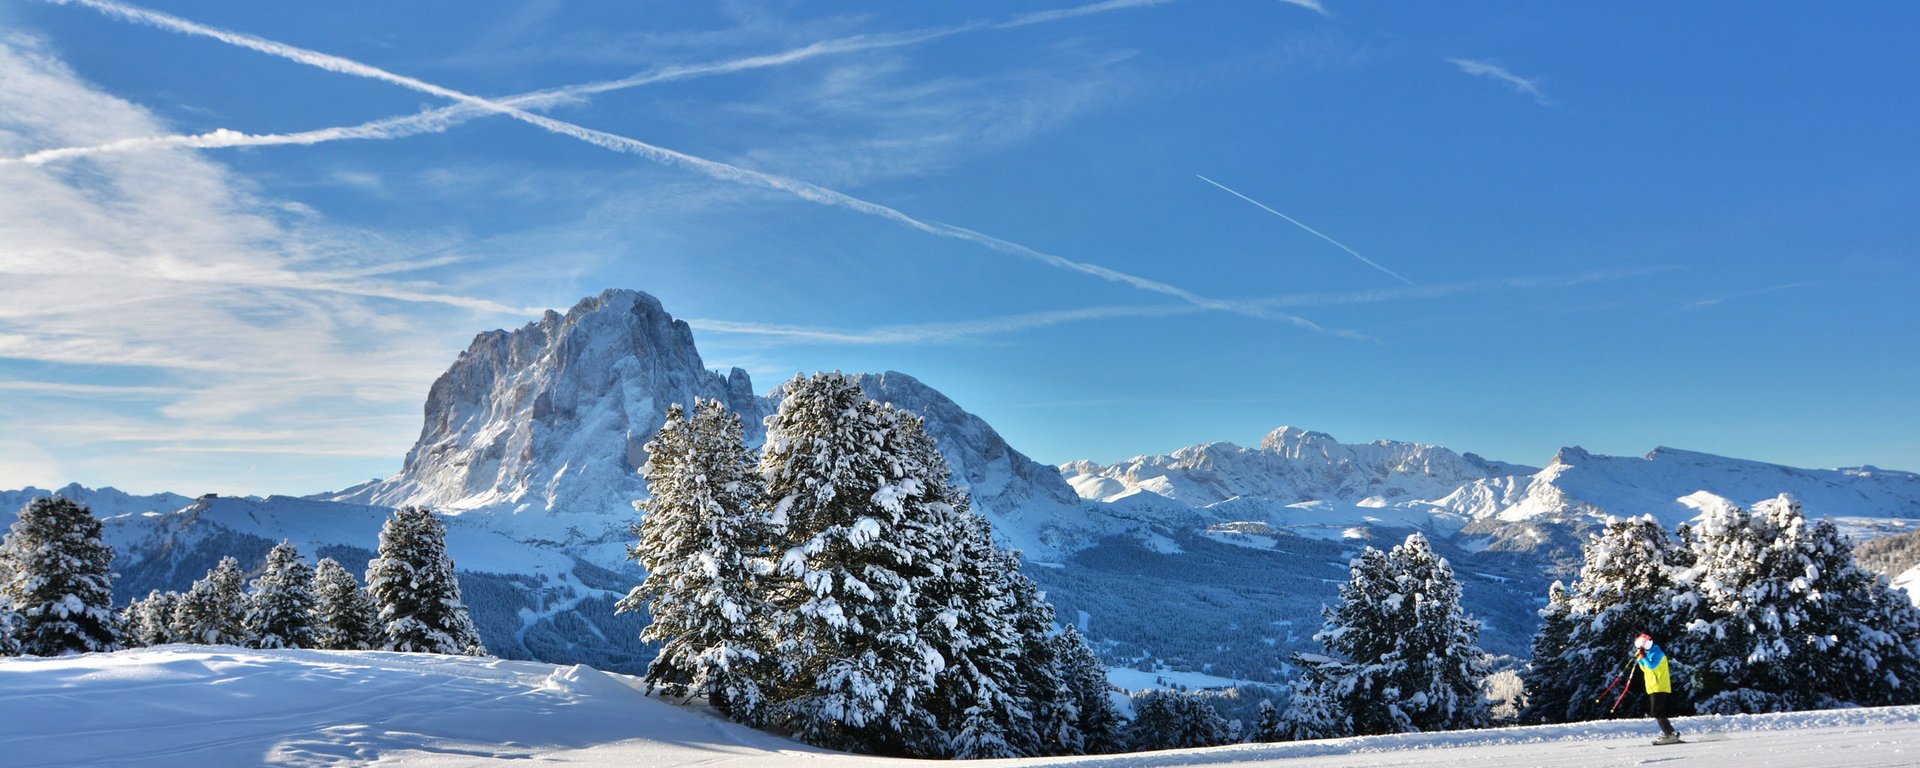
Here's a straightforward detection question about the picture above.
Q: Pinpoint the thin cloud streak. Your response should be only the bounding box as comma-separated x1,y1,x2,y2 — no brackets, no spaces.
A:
691,304,1203,345
1197,174,1414,285
692,267,1674,346
12,0,1172,167
1444,58,1551,106
52,0,1364,339
1683,281,1818,311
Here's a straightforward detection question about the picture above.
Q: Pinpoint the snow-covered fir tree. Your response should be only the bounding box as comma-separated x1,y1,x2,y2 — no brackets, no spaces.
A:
365,506,486,656
0,594,22,656
1055,625,1125,754
619,399,772,722
311,557,379,651
0,497,120,655
921,502,1030,759
172,556,250,646
1285,534,1491,737
1128,689,1230,751
758,373,950,756
1523,517,1691,723
1252,698,1285,743
1517,582,1575,723
1682,494,1920,712
244,541,317,649
121,590,183,647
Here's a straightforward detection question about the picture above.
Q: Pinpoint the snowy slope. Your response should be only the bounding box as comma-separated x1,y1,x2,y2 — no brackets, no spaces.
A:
3,647,1917,768
1433,446,1920,534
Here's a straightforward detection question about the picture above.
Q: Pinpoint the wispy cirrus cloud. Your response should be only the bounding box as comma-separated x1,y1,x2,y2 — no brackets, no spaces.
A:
45,0,1363,338
1444,57,1552,106
0,33,523,492
1683,281,1818,311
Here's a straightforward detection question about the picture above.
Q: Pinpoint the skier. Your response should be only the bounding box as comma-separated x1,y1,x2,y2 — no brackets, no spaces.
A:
1632,633,1682,745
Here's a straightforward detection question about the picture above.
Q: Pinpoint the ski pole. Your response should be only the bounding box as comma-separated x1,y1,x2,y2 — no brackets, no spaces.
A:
1609,653,1641,714
1593,655,1638,704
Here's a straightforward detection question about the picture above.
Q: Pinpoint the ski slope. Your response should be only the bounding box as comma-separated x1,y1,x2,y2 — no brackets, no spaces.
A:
2,647,1916,768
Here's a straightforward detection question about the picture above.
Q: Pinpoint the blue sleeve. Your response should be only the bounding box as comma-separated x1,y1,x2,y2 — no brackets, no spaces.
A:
1637,645,1665,670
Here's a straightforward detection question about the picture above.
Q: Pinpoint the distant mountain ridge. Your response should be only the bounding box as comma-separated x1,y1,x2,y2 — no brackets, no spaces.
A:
9,287,1919,681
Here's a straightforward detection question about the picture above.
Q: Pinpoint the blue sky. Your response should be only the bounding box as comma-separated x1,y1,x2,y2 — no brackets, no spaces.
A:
1,0,1916,496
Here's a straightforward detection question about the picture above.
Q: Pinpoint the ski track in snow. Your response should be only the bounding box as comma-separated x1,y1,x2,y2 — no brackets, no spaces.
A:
3,647,1918,767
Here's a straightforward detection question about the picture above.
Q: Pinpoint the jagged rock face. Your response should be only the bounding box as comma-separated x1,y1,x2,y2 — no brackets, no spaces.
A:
336,289,768,519
332,290,1121,559
1065,426,1529,508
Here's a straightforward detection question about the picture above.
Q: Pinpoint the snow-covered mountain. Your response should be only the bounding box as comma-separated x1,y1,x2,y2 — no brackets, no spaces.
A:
1062,433,1920,552
1061,428,1538,540
11,288,1919,681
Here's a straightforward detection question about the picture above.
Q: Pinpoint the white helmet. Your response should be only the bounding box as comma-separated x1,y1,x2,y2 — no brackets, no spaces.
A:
1633,634,1653,650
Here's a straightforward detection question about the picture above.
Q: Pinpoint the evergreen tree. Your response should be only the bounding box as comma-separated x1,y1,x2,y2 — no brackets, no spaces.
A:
311,558,379,651
1517,582,1575,723
245,541,317,649
1286,534,1491,736
758,374,955,755
1056,625,1125,754
1,594,23,656
1252,698,1285,742
1524,517,1691,723
618,399,773,722
121,590,182,647
172,557,249,645
365,506,486,655
0,497,120,655
1128,689,1229,751
1684,494,1920,712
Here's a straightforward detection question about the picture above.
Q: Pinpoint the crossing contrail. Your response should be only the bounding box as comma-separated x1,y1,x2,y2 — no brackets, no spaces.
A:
12,0,1167,166
1196,174,1412,285
44,0,1366,339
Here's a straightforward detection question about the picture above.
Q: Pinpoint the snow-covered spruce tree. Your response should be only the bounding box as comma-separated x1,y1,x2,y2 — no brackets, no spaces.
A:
1056,625,1125,754
311,557,379,651
759,373,950,756
365,506,486,655
1128,689,1230,751
618,398,773,722
1287,534,1492,737
922,501,1030,759
120,590,182,647
1524,517,1692,723
171,556,250,646
1517,582,1575,724
1,594,23,656
1281,654,1354,740
1683,494,1920,712
1387,533,1493,731
0,497,120,655
1252,698,1285,742
244,541,317,649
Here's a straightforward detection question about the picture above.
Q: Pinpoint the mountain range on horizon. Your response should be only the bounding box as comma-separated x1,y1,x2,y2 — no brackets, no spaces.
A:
6,288,1918,683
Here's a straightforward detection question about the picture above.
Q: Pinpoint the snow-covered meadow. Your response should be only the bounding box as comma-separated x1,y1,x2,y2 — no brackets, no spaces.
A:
3,647,1914,768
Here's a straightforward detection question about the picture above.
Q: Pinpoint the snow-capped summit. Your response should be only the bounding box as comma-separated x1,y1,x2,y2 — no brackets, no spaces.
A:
330,289,1120,558
333,289,768,531
1063,427,1532,510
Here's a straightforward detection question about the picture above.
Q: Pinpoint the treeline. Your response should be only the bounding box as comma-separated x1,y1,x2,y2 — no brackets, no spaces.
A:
0,498,484,658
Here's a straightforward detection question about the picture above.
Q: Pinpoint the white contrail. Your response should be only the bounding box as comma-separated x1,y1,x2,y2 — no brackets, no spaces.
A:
11,0,1167,166
1444,58,1551,106
1196,173,1413,285
47,0,1366,337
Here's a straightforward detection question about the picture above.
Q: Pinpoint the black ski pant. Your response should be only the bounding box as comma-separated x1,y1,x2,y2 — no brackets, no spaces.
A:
1647,692,1676,735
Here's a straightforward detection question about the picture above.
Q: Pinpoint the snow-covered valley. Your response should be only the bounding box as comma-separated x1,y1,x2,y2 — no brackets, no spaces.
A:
3,647,1915,768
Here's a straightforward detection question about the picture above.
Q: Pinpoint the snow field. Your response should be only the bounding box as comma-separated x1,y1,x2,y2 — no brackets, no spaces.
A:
3,647,1917,768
